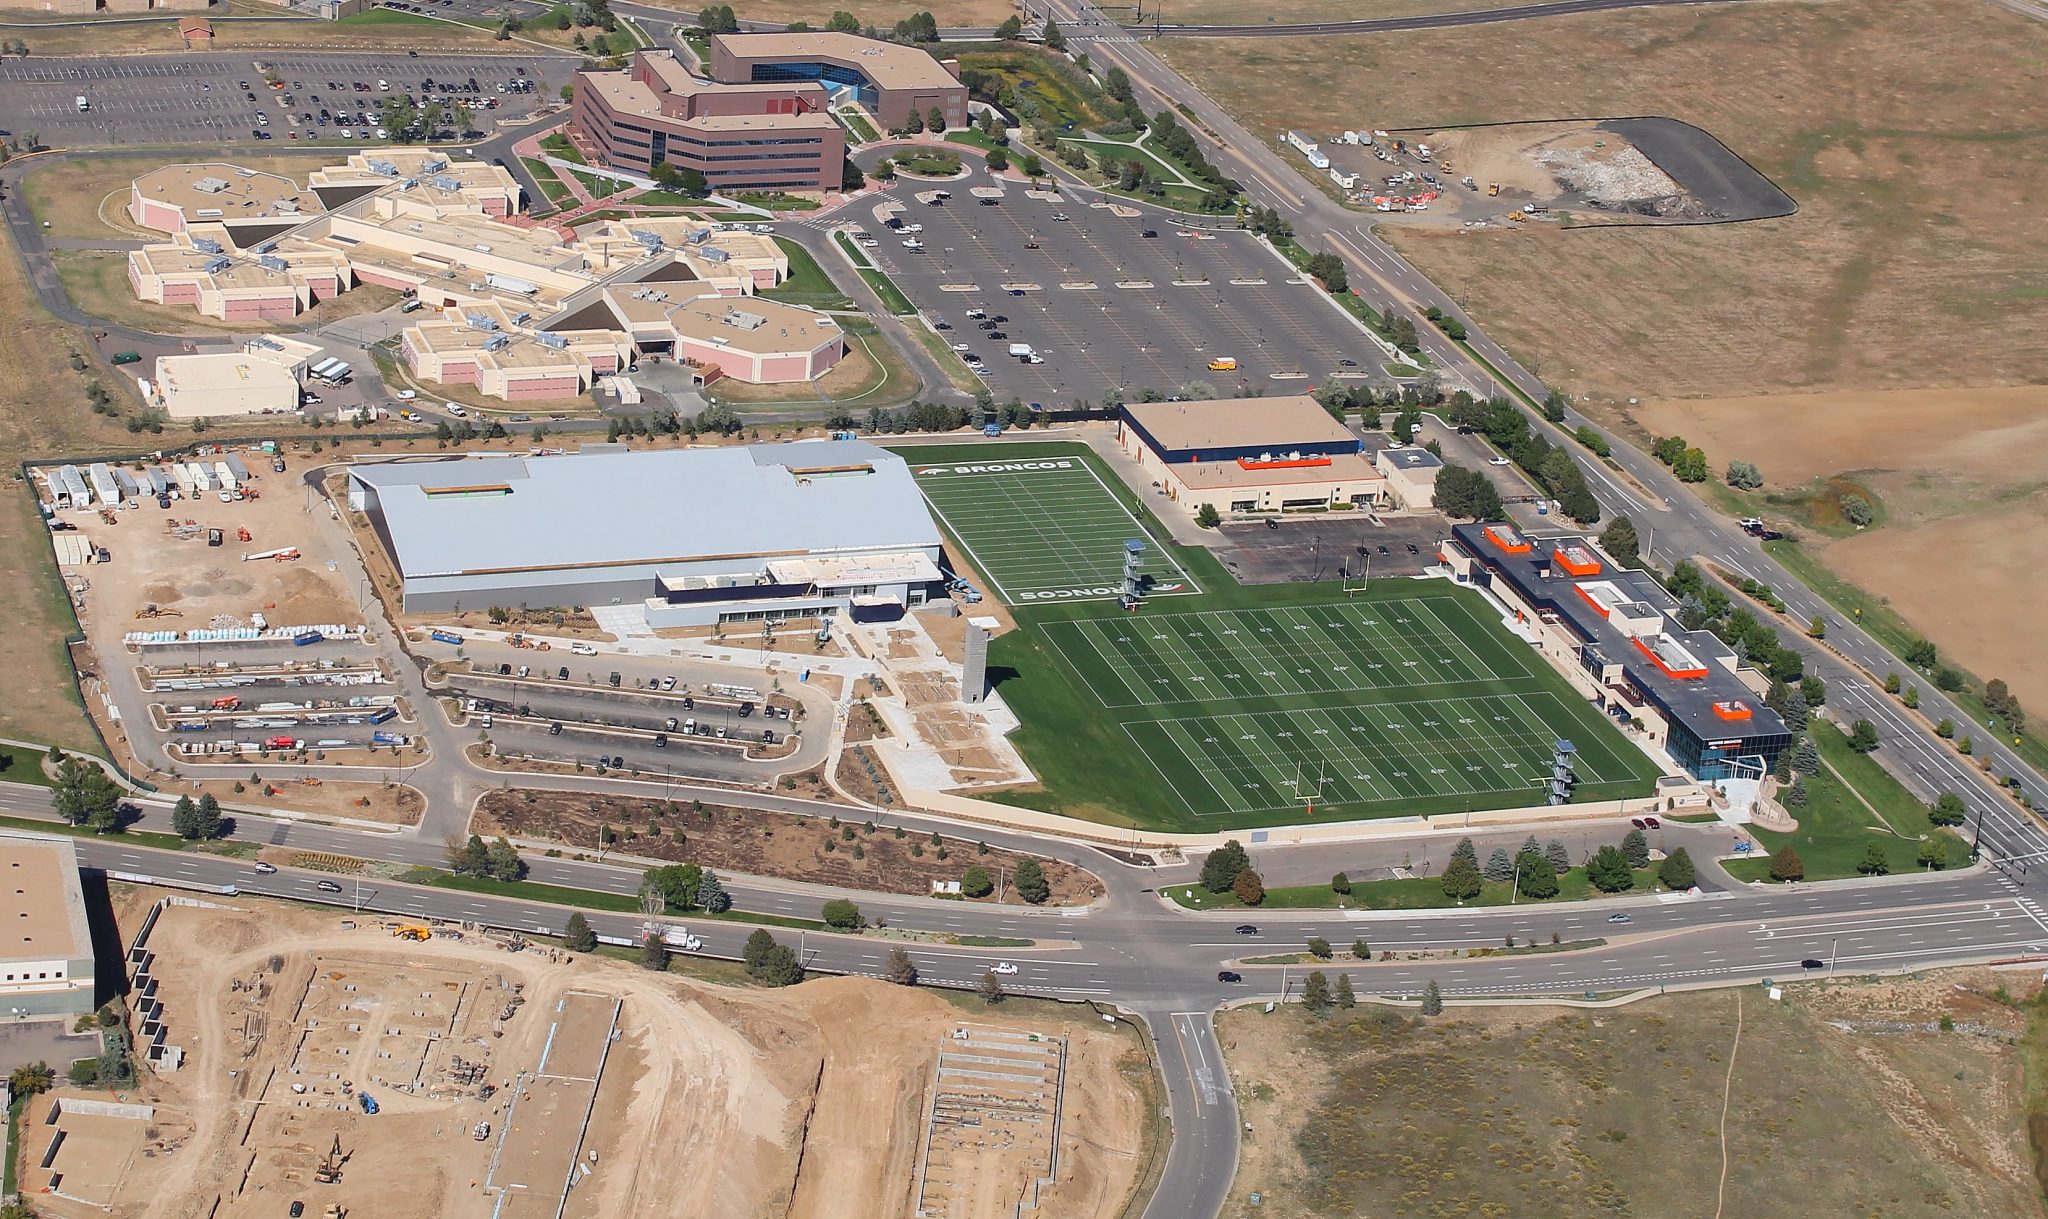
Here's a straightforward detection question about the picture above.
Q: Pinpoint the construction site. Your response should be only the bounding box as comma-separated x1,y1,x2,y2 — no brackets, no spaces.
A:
56,888,1148,1219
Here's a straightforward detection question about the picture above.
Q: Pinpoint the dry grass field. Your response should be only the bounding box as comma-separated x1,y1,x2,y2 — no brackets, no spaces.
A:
658,0,1021,25
1223,968,2048,1219
21,155,326,243
6,11,521,58
1111,0,1584,24
1156,0,2048,403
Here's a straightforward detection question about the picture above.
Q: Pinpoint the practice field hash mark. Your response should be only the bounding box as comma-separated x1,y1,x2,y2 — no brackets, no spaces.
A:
913,456,1198,602
1043,597,1523,708
1128,691,1630,816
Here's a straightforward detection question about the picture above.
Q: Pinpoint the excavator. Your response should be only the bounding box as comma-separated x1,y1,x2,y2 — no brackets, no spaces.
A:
391,926,431,941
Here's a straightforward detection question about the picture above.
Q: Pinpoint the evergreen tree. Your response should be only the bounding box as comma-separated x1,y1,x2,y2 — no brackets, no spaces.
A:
1200,840,1252,892
1301,971,1331,1014
637,932,670,972
697,869,730,912
1779,687,1809,732
757,943,804,986
742,928,776,973
1658,848,1696,890
1334,973,1356,1009
1791,736,1821,776
1785,775,1809,808
562,911,596,952
1849,719,1880,753
1013,859,1050,904
171,794,201,839
1544,839,1571,875
1450,837,1478,871
1519,834,1541,860
1856,844,1890,876
52,758,122,833
449,833,491,877
1421,980,1443,1017
1620,827,1650,869
884,946,919,985
194,792,222,839
1331,872,1352,895
1483,846,1514,883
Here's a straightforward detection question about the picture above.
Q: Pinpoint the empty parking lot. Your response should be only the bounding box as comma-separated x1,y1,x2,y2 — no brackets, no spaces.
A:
0,52,570,147
852,170,1380,404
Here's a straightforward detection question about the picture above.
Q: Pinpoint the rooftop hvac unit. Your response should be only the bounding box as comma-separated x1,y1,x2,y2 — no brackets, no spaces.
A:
203,256,232,274
253,240,277,255
259,255,289,272
687,228,711,245
399,178,418,190
536,332,569,350
483,334,512,352
275,200,300,214
248,336,284,351
421,156,448,174
629,228,664,250
463,313,500,332
510,310,531,326
722,309,768,331
193,177,229,194
700,246,729,263
193,237,224,254
367,159,400,176
429,175,464,193
485,272,539,296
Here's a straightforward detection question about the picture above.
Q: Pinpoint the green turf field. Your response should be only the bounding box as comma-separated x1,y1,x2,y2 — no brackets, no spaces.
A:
889,441,1662,831
907,448,1197,603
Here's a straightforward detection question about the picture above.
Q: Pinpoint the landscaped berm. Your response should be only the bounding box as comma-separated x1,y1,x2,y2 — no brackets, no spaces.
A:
901,443,1661,832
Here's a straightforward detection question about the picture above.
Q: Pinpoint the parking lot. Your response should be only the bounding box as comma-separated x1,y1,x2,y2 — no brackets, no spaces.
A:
853,169,1380,404
0,52,570,147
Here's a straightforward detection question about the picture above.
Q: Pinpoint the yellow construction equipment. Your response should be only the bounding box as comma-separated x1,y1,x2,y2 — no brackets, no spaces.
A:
1487,182,1501,197
392,926,431,941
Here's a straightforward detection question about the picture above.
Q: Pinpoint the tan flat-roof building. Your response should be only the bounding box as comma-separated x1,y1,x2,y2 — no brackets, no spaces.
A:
0,831,95,1018
708,31,966,132
1118,396,1388,517
129,164,321,236
150,351,302,419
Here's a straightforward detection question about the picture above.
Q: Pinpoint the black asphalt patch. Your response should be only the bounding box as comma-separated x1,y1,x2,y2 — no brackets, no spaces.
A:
1599,116,1794,222
1214,514,1449,586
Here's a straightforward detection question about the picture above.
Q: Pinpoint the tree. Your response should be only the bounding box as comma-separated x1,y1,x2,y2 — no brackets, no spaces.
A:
1042,16,1066,48
1232,868,1266,906
637,932,671,972
821,897,864,929
1857,843,1891,876
1330,871,1352,895
1421,979,1443,1017
1013,859,1050,904
1432,464,1505,520
995,13,1023,37
1904,686,1921,709
171,794,202,839
1784,775,1809,808
1301,971,1331,1013
1303,251,1348,294
1516,850,1559,899
8,1060,53,1099
1807,615,1828,640
1672,447,1710,483
697,869,730,913
1620,827,1650,869
1307,936,1333,959
1778,687,1810,733
1884,672,1902,695
1018,151,1043,181
884,946,918,985
976,968,1007,1004
1769,845,1806,882
743,928,776,973
1840,493,1875,527
1194,502,1221,529
1928,792,1968,827
1586,845,1635,893
926,105,947,135
1483,847,1514,883
448,833,491,877
960,865,994,898
1601,515,1640,565
1440,855,1483,901
1353,939,1370,959
1544,839,1571,875
1936,717,1956,739
644,862,704,911
1848,718,1880,753
1791,736,1821,776
1334,973,1356,1009
985,145,1009,172
1103,64,1134,103
562,911,597,952
1725,459,1764,490
485,836,525,881
902,108,924,135
1658,848,1696,890
826,9,860,32
757,942,804,986
1918,837,1950,871
1201,840,1251,892
1450,837,1478,870
52,758,121,833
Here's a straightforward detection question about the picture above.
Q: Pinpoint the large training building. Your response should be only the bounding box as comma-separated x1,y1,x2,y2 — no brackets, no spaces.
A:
1116,396,1395,517
0,831,96,1018
571,35,967,189
1444,522,1792,780
348,441,945,626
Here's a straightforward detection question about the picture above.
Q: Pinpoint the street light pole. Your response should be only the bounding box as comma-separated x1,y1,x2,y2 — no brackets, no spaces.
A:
1828,936,1838,984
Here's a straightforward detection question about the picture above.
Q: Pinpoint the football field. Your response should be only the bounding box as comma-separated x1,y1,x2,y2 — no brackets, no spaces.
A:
909,450,1197,604
1019,590,1660,822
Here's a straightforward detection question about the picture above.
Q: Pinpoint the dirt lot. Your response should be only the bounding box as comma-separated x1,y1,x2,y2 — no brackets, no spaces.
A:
1222,967,2046,1219
1115,0,1585,21
683,0,1020,26
54,889,1144,1219
475,787,1104,904
4,11,525,59
1637,384,2048,712
1157,0,2048,402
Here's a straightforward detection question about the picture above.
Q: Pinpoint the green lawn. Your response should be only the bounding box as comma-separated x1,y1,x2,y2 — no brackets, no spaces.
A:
1167,864,1665,912
521,157,573,204
951,46,1117,131
838,108,880,144
895,440,1661,832
732,192,820,211
539,132,586,165
945,127,1005,152
759,237,853,311
567,167,624,198
1724,721,1967,882
895,151,964,177
0,744,52,787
